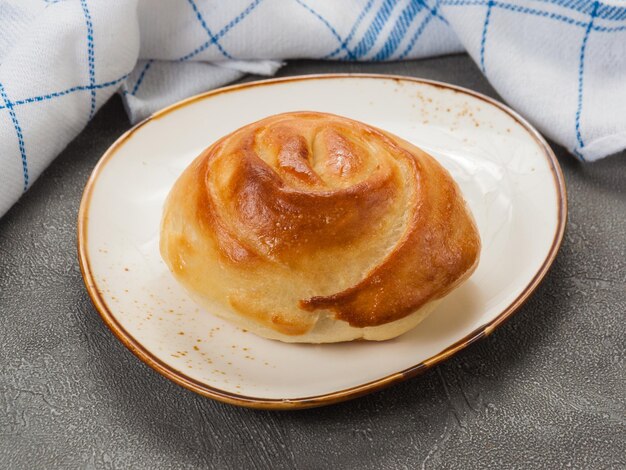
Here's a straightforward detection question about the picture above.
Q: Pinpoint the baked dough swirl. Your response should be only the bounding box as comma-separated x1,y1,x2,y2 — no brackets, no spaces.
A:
160,112,480,343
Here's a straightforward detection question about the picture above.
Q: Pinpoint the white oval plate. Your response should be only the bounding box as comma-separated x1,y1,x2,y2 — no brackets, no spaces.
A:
78,75,566,409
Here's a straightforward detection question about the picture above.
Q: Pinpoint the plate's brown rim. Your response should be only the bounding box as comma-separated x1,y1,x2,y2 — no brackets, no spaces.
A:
77,73,567,410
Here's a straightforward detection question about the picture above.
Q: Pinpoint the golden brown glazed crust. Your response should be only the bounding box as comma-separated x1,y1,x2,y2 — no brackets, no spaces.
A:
160,112,480,337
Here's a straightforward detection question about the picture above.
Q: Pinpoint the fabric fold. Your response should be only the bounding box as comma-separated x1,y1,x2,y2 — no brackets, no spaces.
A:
0,0,624,218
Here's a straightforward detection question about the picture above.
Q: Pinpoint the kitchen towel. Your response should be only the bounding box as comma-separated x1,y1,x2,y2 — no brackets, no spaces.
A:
0,0,624,217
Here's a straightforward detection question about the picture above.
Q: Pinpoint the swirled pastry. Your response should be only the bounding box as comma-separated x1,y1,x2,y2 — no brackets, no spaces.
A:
160,112,480,343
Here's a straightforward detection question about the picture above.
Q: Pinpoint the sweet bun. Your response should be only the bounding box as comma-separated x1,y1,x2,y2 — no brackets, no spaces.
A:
160,112,480,343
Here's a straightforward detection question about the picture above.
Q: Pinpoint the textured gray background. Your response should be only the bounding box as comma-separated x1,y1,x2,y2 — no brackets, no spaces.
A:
1,57,625,469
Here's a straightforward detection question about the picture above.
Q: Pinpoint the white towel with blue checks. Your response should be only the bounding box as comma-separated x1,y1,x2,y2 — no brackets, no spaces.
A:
1,0,624,217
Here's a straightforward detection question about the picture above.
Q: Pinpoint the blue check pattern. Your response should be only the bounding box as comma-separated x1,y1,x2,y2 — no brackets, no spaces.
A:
0,0,625,217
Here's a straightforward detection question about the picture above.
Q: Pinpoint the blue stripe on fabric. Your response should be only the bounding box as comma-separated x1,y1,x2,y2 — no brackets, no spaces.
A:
80,0,97,120
537,0,594,13
0,82,29,191
179,0,264,62
350,0,398,59
594,24,626,32
186,0,234,59
323,0,376,59
492,1,588,26
0,74,129,110
130,60,154,96
572,148,586,161
427,0,449,25
397,6,438,59
372,1,423,61
479,0,494,72
535,0,626,21
441,0,486,5
293,0,349,56
441,0,624,31
596,3,626,21
574,0,599,153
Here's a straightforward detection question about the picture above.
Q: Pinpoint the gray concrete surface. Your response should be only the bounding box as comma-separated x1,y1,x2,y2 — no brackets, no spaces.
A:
0,57,625,469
